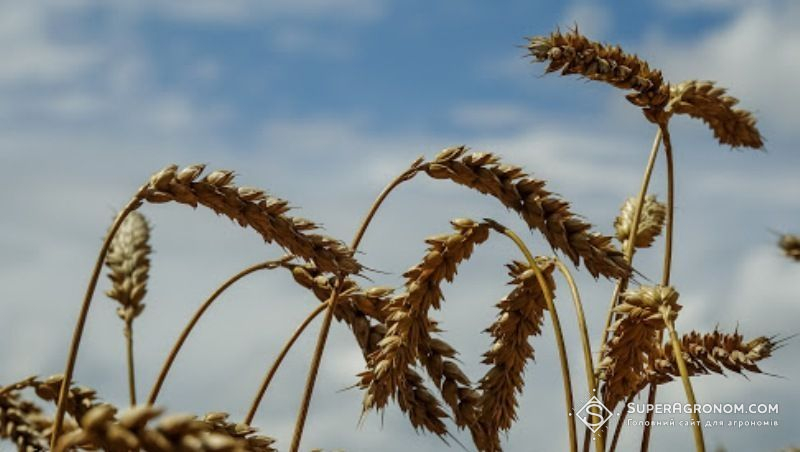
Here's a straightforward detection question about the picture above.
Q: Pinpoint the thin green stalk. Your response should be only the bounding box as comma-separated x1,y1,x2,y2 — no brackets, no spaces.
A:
245,302,327,425
51,195,143,449
288,159,422,452
497,227,577,452
147,258,288,405
554,259,603,452
124,319,137,406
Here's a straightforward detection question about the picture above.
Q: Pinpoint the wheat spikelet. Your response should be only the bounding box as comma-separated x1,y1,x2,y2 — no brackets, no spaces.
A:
669,80,763,149
527,27,671,122
646,329,776,386
614,195,667,249
55,404,277,452
0,381,49,451
476,259,554,447
142,164,360,275
423,147,629,279
105,211,152,322
599,285,681,407
30,375,99,422
778,234,800,262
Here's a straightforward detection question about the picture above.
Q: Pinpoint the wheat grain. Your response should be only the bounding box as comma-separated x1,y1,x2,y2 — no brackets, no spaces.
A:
477,259,554,444
778,234,800,262
614,195,667,249
142,164,360,275
599,285,681,407
423,147,629,279
669,80,763,149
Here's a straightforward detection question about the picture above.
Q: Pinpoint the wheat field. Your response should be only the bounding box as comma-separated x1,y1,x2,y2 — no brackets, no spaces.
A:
2,4,800,452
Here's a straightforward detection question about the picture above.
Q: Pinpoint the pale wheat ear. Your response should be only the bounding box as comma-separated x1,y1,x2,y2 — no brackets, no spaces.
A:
614,195,667,250
104,211,152,407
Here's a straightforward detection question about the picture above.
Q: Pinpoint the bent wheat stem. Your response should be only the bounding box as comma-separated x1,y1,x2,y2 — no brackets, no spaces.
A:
147,258,289,405
51,194,144,448
289,158,423,452
495,226,577,452
599,128,663,354
245,302,328,425
554,259,602,452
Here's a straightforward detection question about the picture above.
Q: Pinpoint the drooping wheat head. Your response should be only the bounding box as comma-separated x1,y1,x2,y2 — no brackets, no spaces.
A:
422,147,629,279
669,80,763,149
477,259,554,442
142,164,360,275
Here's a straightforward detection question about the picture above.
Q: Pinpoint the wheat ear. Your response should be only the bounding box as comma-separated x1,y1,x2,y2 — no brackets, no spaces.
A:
669,80,763,149
778,234,800,262
105,210,152,406
423,146,630,279
614,195,667,250
477,260,553,442
55,404,276,452
0,379,49,451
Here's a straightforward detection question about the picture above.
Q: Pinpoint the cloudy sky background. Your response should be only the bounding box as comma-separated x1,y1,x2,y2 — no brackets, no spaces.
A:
1,1,799,451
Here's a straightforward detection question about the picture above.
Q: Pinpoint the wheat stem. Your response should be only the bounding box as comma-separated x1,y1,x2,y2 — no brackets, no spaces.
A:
599,128,663,354
498,227,577,452
609,393,636,452
124,320,136,406
147,258,288,405
664,317,705,452
50,195,143,449
245,302,327,425
289,159,422,451
554,258,603,452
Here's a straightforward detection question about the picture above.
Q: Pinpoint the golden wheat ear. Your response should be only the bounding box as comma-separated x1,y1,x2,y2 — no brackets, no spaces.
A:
527,27,670,121
598,285,681,408
614,195,667,250
0,378,49,450
669,80,763,149
55,404,277,452
144,164,361,275
423,147,630,279
477,259,554,443
105,211,152,321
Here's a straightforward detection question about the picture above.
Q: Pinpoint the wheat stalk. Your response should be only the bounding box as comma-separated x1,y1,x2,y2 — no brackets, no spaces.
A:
422,146,630,279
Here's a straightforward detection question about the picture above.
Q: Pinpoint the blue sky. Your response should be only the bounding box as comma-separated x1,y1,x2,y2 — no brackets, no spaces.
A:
1,1,799,451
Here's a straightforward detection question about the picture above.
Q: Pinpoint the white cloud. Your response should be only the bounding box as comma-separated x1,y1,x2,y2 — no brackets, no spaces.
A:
645,2,800,131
